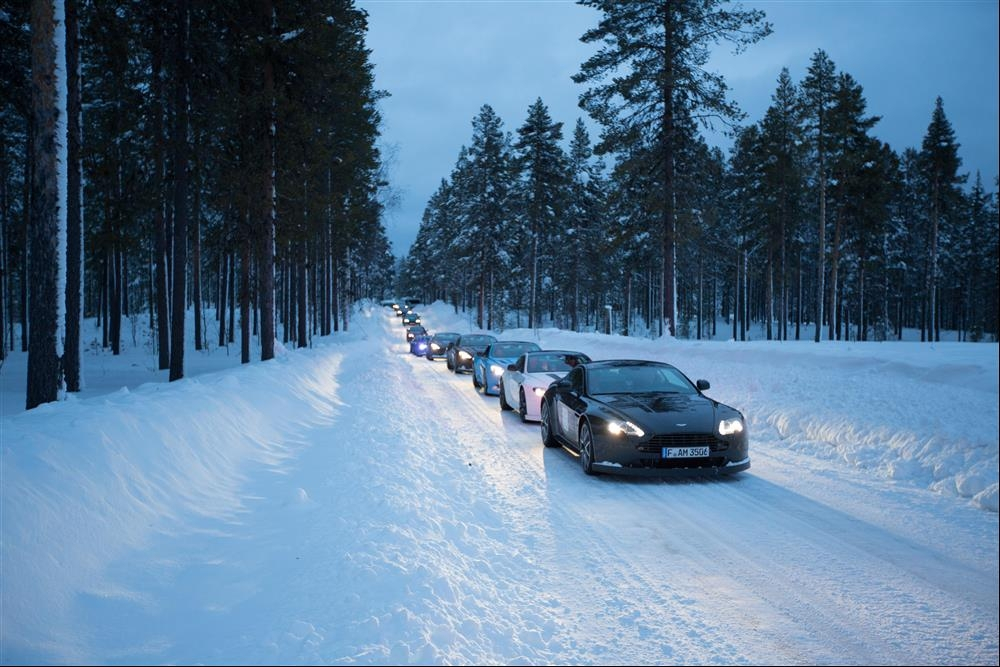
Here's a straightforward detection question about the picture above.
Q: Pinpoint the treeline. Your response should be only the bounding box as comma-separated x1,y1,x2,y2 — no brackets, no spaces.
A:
398,1,999,344
0,0,395,409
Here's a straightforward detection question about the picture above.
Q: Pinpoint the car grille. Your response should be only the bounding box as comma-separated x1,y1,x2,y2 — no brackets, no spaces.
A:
634,456,728,469
640,433,727,452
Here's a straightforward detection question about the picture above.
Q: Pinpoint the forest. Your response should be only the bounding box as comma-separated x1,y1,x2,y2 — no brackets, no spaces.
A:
2,1,998,411
397,2,999,346
2,0,395,409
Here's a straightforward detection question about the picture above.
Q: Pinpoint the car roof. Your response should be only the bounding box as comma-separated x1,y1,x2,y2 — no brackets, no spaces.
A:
523,349,589,357
584,359,672,370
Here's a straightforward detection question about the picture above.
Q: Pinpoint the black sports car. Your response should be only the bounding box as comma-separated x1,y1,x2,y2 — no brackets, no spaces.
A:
446,333,497,373
539,359,750,477
425,332,460,361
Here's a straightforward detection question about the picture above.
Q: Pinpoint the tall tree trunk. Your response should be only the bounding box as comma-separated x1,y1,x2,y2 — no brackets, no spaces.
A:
815,168,826,342
297,242,307,347
240,237,250,363
193,177,202,351
110,245,121,355
63,0,82,391
218,252,228,347
169,0,189,382
661,5,676,337
152,11,170,370
26,0,61,409
927,181,940,343
256,0,276,361
829,210,842,341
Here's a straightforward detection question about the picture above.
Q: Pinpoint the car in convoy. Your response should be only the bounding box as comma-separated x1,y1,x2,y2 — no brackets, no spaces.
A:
401,311,421,326
405,325,428,343
539,359,750,477
472,340,542,395
409,331,432,355
446,333,497,373
499,349,592,422
424,332,460,361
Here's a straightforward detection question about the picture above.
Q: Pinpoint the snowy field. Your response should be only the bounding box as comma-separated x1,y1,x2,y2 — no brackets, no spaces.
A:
1,301,997,665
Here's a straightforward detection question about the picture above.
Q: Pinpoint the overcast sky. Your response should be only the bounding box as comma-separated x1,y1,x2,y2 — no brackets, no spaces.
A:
359,0,1000,257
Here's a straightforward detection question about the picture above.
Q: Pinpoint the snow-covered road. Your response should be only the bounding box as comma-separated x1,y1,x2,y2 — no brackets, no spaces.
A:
2,303,996,665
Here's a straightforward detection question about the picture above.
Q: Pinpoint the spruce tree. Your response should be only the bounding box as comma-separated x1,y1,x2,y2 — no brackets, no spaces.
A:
573,0,770,337
800,49,838,341
514,98,568,329
918,97,965,342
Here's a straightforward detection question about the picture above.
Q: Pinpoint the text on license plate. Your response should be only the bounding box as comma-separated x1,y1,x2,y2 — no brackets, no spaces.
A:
662,446,710,458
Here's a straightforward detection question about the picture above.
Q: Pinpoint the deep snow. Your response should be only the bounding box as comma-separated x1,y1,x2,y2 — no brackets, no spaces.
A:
1,301,997,665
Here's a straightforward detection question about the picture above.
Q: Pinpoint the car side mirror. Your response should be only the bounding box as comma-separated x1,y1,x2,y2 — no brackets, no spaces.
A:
696,379,710,391
552,378,572,391
507,363,517,371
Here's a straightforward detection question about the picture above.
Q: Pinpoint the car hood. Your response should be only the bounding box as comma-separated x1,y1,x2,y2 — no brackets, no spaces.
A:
523,371,569,387
597,393,717,432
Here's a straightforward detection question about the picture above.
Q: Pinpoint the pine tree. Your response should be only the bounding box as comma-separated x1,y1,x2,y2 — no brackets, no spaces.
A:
918,97,965,342
564,119,606,331
465,105,514,330
827,71,880,340
800,49,838,342
573,0,770,337
759,68,806,340
514,98,568,329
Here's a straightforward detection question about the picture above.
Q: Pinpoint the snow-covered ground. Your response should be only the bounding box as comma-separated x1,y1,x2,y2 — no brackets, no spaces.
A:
1,301,997,665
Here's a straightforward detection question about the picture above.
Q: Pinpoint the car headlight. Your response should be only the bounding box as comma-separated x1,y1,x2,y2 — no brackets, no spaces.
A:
608,420,645,437
532,386,547,397
458,351,471,360
431,343,441,351
718,418,744,435
490,364,504,377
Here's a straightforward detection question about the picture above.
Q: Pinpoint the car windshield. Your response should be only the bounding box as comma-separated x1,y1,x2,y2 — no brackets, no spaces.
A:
461,335,494,347
587,365,696,395
526,353,590,374
492,342,540,358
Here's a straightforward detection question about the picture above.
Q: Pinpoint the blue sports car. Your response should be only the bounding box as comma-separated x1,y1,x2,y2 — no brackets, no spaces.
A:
472,340,542,395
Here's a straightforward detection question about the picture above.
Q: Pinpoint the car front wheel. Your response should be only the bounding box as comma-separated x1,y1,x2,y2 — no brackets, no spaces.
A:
579,421,597,475
540,401,558,448
518,389,528,423
499,381,512,411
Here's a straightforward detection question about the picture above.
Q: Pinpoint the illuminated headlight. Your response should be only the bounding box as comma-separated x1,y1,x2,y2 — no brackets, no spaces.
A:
431,343,441,351
608,420,645,437
532,387,547,397
458,351,472,360
490,364,504,377
718,418,744,435
417,343,427,351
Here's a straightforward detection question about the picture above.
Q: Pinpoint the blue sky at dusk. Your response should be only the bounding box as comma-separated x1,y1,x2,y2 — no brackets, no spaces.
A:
360,0,1000,257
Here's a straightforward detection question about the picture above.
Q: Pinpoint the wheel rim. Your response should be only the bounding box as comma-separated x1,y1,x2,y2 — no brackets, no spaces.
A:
580,424,593,472
519,390,527,420
541,403,551,440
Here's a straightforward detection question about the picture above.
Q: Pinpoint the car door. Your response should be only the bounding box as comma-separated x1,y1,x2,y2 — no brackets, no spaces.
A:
555,367,587,446
505,355,525,404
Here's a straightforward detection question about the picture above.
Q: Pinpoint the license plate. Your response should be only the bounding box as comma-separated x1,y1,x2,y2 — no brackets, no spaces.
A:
662,446,710,458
